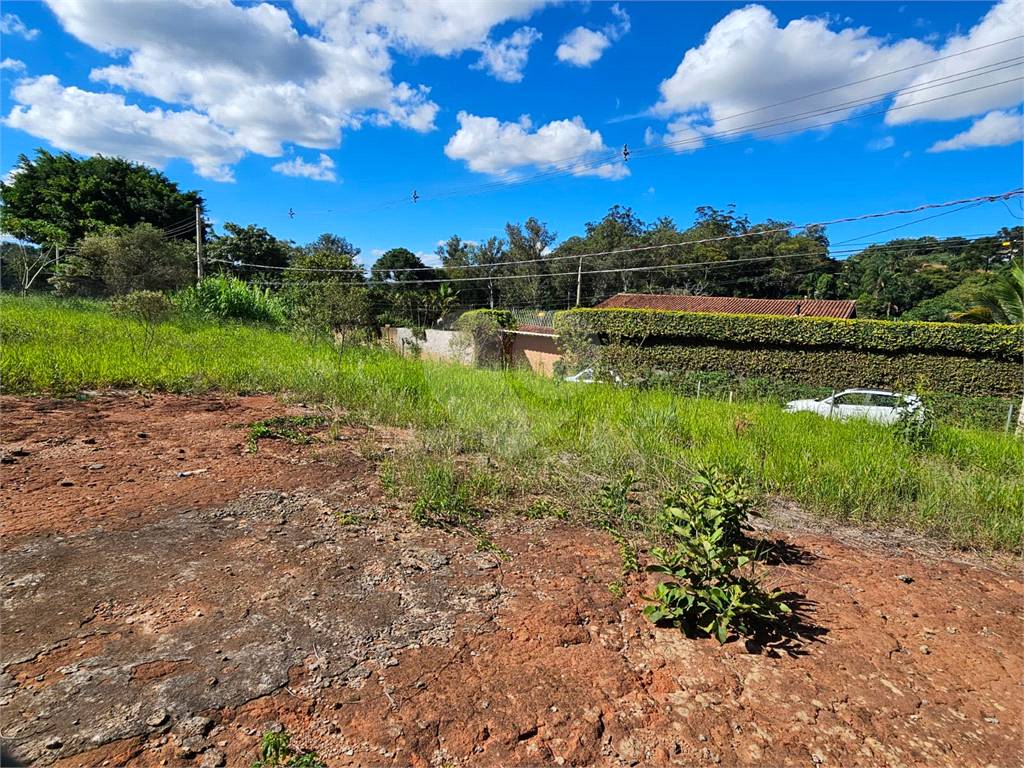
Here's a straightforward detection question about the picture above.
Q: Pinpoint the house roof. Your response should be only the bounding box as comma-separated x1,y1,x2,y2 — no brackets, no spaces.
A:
594,294,857,319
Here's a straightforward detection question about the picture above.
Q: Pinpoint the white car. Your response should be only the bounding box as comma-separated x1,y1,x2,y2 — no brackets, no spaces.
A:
783,389,922,425
565,367,625,386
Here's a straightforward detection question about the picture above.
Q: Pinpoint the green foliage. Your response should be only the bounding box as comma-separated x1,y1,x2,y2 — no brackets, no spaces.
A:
206,222,293,281
246,415,328,452
455,309,518,366
554,308,1022,397
950,260,1024,325
0,149,204,247
522,498,569,520
52,223,194,297
660,464,757,546
643,468,789,644
174,274,285,325
3,295,1021,552
596,471,639,529
109,291,175,357
252,730,324,768
409,466,483,530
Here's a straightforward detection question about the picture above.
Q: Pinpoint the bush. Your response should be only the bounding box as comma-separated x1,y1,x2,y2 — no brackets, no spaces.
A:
109,290,175,356
454,309,517,367
643,467,789,643
174,274,284,325
52,223,193,297
554,308,1022,397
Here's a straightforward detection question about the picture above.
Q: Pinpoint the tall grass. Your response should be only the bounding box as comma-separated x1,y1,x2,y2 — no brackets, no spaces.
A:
173,274,285,325
2,294,1021,551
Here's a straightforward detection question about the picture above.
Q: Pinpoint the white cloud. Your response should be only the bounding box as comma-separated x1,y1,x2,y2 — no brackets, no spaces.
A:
867,135,895,151
643,127,660,145
471,26,542,83
653,5,935,145
556,4,630,67
271,153,338,181
444,111,628,179
0,58,26,71
4,76,244,181
0,13,39,40
6,0,557,183
928,109,1023,151
651,0,1023,151
886,0,1024,125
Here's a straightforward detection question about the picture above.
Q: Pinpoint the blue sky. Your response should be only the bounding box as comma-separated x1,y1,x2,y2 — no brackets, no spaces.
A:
1,1,1022,268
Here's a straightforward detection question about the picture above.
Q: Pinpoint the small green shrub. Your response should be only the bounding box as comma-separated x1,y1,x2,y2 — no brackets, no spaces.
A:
409,466,482,529
596,471,639,529
252,730,324,767
109,290,175,357
522,498,569,520
246,415,328,452
643,467,789,643
660,463,757,546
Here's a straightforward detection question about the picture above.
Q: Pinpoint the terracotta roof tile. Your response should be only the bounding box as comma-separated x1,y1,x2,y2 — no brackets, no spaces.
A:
594,294,857,319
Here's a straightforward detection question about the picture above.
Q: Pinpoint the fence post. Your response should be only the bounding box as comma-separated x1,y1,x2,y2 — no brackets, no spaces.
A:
696,380,701,400
1005,403,1014,435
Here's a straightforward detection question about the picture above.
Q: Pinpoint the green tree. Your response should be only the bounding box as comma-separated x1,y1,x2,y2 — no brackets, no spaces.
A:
283,234,373,345
206,223,293,282
950,260,1024,325
51,223,193,296
0,149,204,247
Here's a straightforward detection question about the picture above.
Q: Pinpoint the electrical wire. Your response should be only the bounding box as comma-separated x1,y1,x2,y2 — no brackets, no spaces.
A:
204,189,1022,279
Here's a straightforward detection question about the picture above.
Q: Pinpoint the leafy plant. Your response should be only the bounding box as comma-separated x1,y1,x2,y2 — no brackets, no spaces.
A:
246,415,328,452
109,290,175,357
174,274,285,325
891,396,935,450
596,471,638,529
660,463,757,546
522,498,569,520
252,730,324,768
643,467,788,643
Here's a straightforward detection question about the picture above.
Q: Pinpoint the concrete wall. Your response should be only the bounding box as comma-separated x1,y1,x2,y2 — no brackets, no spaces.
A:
383,327,475,366
509,334,561,377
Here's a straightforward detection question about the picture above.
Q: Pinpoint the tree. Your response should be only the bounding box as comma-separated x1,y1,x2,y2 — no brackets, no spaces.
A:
1,242,56,296
0,149,204,247
370,248,436,284
206,223,293,282
949,260,1024,325
282,234,372,346
51,223,193,296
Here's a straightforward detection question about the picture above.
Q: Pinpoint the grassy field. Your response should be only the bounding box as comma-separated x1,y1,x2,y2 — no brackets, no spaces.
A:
3,294,1021,551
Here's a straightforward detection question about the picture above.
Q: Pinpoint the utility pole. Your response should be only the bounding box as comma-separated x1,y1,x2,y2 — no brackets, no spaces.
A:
575,255,583,307
195,205,203,281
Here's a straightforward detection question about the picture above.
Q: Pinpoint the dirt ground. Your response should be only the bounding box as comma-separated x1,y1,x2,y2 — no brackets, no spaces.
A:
1,393,1021,768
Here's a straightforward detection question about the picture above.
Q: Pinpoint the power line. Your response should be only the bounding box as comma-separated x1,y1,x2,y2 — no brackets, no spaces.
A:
280,35,1024,218
208,190,1022,278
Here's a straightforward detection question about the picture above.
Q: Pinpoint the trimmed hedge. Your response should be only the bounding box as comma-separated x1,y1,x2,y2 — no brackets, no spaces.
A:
552,308,1023,397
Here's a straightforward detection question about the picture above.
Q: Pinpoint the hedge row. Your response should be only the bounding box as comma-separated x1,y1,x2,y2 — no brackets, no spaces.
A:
553,308,1022,359
550,308,1023,397
600,342,1019,397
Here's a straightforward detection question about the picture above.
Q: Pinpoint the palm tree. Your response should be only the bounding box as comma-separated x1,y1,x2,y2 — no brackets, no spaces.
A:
949,260,1023,325
949,260,1023,433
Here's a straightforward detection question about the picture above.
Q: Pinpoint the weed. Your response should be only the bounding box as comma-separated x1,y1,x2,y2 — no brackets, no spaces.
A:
246,415,327,453
409,466,481,530
660,463,757,547
596,471,639,529
333,511,360,526
378,457,397,497
608,580,626,597
472,529,509,559
522,498,569,521
252,730,324,768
